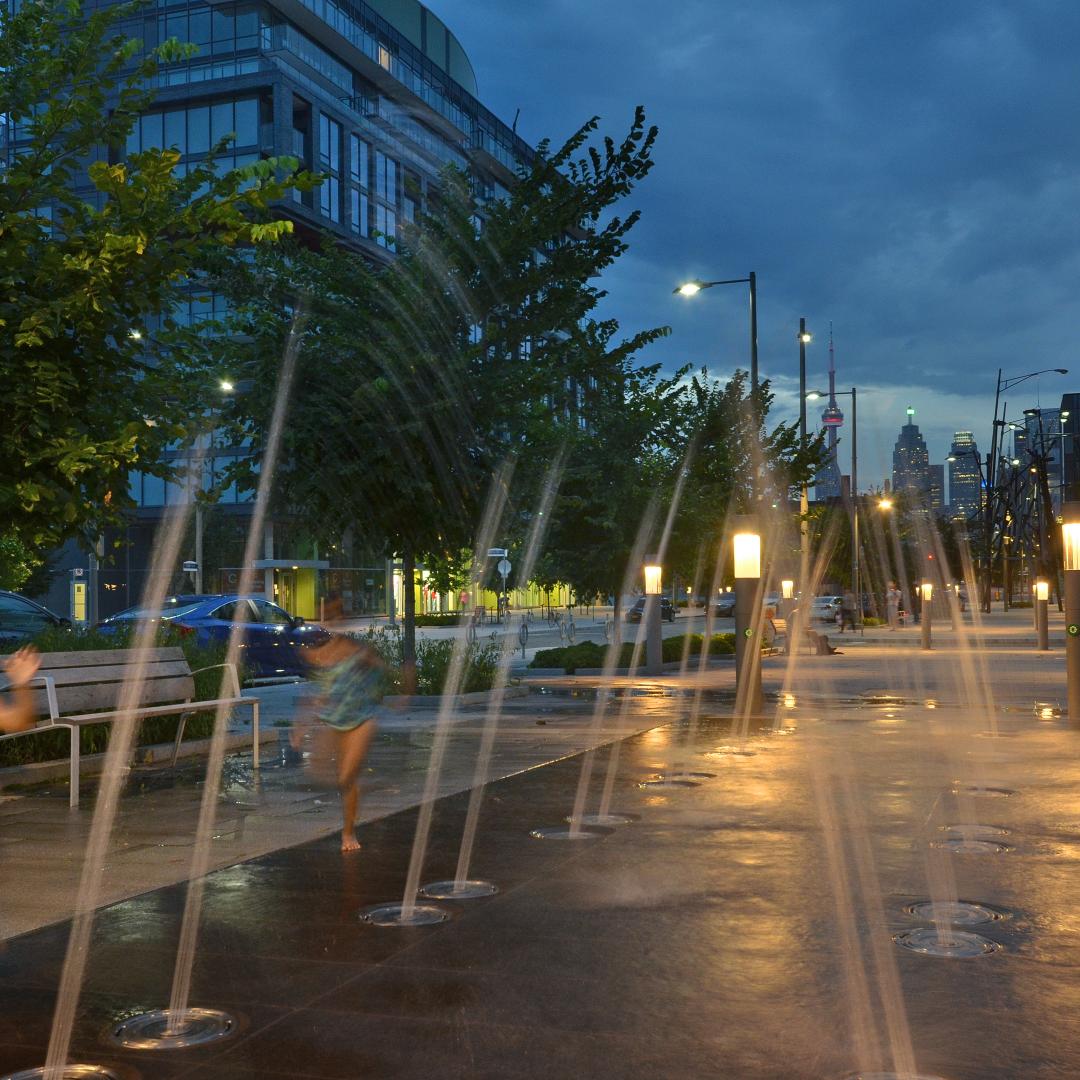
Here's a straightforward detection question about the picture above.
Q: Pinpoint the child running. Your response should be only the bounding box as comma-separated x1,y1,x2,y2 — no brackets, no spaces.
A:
307,633,384,853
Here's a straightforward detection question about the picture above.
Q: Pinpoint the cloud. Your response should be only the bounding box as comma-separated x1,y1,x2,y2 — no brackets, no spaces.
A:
439,0,1080,466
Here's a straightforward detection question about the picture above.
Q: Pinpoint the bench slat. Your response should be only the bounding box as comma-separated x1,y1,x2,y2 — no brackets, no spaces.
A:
22,676,196,718
36,661,193,687
29,647,186,670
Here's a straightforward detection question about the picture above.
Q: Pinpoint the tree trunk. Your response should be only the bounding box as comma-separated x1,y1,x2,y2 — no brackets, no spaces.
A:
402,547,417,695
612,591,622,649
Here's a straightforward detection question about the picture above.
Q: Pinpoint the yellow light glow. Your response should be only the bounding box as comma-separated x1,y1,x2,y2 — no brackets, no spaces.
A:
781,579,795,600
783,693,796,709
1064,522,1080,571
920,581,933,602
733,533,761,579
220,379,235,392
643,564,662,595
677,281,702,297
799,332,813,344
1036,580,1050,601
878,498,893,511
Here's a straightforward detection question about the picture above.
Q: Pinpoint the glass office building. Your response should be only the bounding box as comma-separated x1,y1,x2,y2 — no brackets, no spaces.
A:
46,0,532,620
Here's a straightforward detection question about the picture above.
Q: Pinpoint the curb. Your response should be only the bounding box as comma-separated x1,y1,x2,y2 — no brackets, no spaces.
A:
0,728,278,790
382,685,530,709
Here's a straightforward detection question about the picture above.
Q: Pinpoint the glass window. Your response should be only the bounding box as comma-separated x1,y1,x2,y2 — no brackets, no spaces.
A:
349,135,368,188
142,474,166,506
211,101,233,143
0,595,54,636
140,112,163,150
350,189,368,237
189,9,210,45
211,600,254,623
234,98,258,145
187,106,210,154
253,600,294,625
164,109,185,151
212,6,233,52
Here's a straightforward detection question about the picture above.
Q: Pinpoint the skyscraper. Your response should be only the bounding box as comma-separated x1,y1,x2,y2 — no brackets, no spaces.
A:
892,406,931,504
928,464,944,511
813,327,843,500
948,431,981,519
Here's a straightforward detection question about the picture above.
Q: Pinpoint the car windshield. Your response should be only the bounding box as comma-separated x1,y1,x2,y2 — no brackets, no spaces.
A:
109,602,204,621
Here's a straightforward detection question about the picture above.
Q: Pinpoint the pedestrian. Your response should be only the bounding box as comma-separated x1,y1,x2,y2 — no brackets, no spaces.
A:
0,647,41,733
839,590,857,633
304,631,384,853
886,582,902,630
957,582,968,613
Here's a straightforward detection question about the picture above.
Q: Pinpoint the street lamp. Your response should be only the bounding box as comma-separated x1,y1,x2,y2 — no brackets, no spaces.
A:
984,367,1069,612
878,498,893,511
643,561,663,676
798,320,812,612
674,274,759,394
1035,578,1050,651
808,385,860,630
920,581,933,651
1062,504,1080,721
732,521,763,716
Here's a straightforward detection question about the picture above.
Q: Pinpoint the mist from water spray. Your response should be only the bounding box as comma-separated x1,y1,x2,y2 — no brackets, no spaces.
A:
399,460,514,916
44,458,207,1077
166,308,306,1030
451,452,565,885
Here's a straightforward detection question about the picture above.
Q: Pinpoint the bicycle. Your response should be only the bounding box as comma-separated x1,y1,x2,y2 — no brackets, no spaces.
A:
558,613,576,644
465,608,481,645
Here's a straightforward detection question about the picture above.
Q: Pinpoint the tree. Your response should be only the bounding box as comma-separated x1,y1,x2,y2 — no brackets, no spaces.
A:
208,110,668,674
0,0,303,554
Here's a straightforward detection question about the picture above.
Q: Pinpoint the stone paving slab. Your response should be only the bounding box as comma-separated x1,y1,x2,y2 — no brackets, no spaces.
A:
1,695,1079,1078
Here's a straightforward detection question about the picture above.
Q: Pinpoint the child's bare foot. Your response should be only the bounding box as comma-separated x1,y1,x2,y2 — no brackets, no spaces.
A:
341,832,361,853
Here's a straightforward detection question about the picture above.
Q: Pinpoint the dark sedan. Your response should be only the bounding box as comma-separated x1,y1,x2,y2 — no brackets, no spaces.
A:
0,590,70,644
97,594,331,677
712,593,736,618
625,597,677,623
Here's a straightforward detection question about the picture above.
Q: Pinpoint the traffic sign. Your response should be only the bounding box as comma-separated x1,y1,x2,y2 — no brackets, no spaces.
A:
487,548,508,558
497,558,512,578
182,561,199,573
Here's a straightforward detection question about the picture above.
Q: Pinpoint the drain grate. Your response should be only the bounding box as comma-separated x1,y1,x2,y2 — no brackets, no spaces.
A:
565,813,636,826
529,826,606,840
931,838,1011,855
639,778,700,789
904,900,1007,925
953,785,1016,798
359,903,449,926
418,880,497,900
4,1069,126,1080
109,1007,237,1050
894,927,1000,958
939,824,1009,840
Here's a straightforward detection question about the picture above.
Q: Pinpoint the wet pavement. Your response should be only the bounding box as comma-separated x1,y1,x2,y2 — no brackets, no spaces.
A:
2,685,1080,1077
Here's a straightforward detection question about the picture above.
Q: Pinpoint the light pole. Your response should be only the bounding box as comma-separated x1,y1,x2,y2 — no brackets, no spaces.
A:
807,386,859,628
643,561,663,676
798,321,812,598
675,275,759,394
1036,578,1050,651
1062,504,1080,721
733,520,763,716
920,581,933,651
984,367,1068,611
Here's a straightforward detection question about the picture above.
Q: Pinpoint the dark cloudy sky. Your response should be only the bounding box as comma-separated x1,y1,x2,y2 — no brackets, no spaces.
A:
440,0,1080,487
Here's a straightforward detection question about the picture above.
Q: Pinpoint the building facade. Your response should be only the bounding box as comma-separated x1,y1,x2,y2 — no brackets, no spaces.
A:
45,0,531,622
891,407,931,505
947,431,981,520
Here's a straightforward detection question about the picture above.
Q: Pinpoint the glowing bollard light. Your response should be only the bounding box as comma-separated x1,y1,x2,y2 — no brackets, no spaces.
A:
733,521,764,716
920,581,933,651
1036,579,1050,652
643,560,663,676
780,578,795,621
1063,505,1080,720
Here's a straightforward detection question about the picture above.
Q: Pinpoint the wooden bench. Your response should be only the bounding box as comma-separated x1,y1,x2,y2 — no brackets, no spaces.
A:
0,647,259,807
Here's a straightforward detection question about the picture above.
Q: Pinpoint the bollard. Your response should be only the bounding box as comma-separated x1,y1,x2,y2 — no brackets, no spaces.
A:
733,521,763,715
1063,506,1080,721
1036,579,1049,652
920,581,933,651
643,561,663,676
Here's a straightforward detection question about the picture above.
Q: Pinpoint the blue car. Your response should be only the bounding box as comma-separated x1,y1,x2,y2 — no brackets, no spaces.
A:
97,594,331,678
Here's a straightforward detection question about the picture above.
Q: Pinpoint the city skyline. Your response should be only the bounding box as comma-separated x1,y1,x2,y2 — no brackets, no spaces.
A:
441,1,1080,479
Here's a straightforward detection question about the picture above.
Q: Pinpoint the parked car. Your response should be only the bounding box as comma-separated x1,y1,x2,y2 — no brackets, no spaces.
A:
810,595,843,622
625,597,677,623
97,594,331,677
0,590,70,645
712,593,737,618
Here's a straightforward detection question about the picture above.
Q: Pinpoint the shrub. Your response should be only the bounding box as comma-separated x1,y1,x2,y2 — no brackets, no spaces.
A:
530,633,736,673
0,625,250,767
345,625,500,694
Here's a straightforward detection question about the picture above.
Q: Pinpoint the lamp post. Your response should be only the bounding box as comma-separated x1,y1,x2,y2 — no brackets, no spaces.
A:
921,581,933,651
780,578,795,621
1036,578,1050,651
733,521,763,716
807,385,859,630
675,275,759,394
984,367,1069,612
643,561,663,676
1062,504,1080,721
798,321,812,599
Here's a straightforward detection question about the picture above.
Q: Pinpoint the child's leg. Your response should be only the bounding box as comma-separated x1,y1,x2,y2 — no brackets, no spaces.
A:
337,721,377,852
